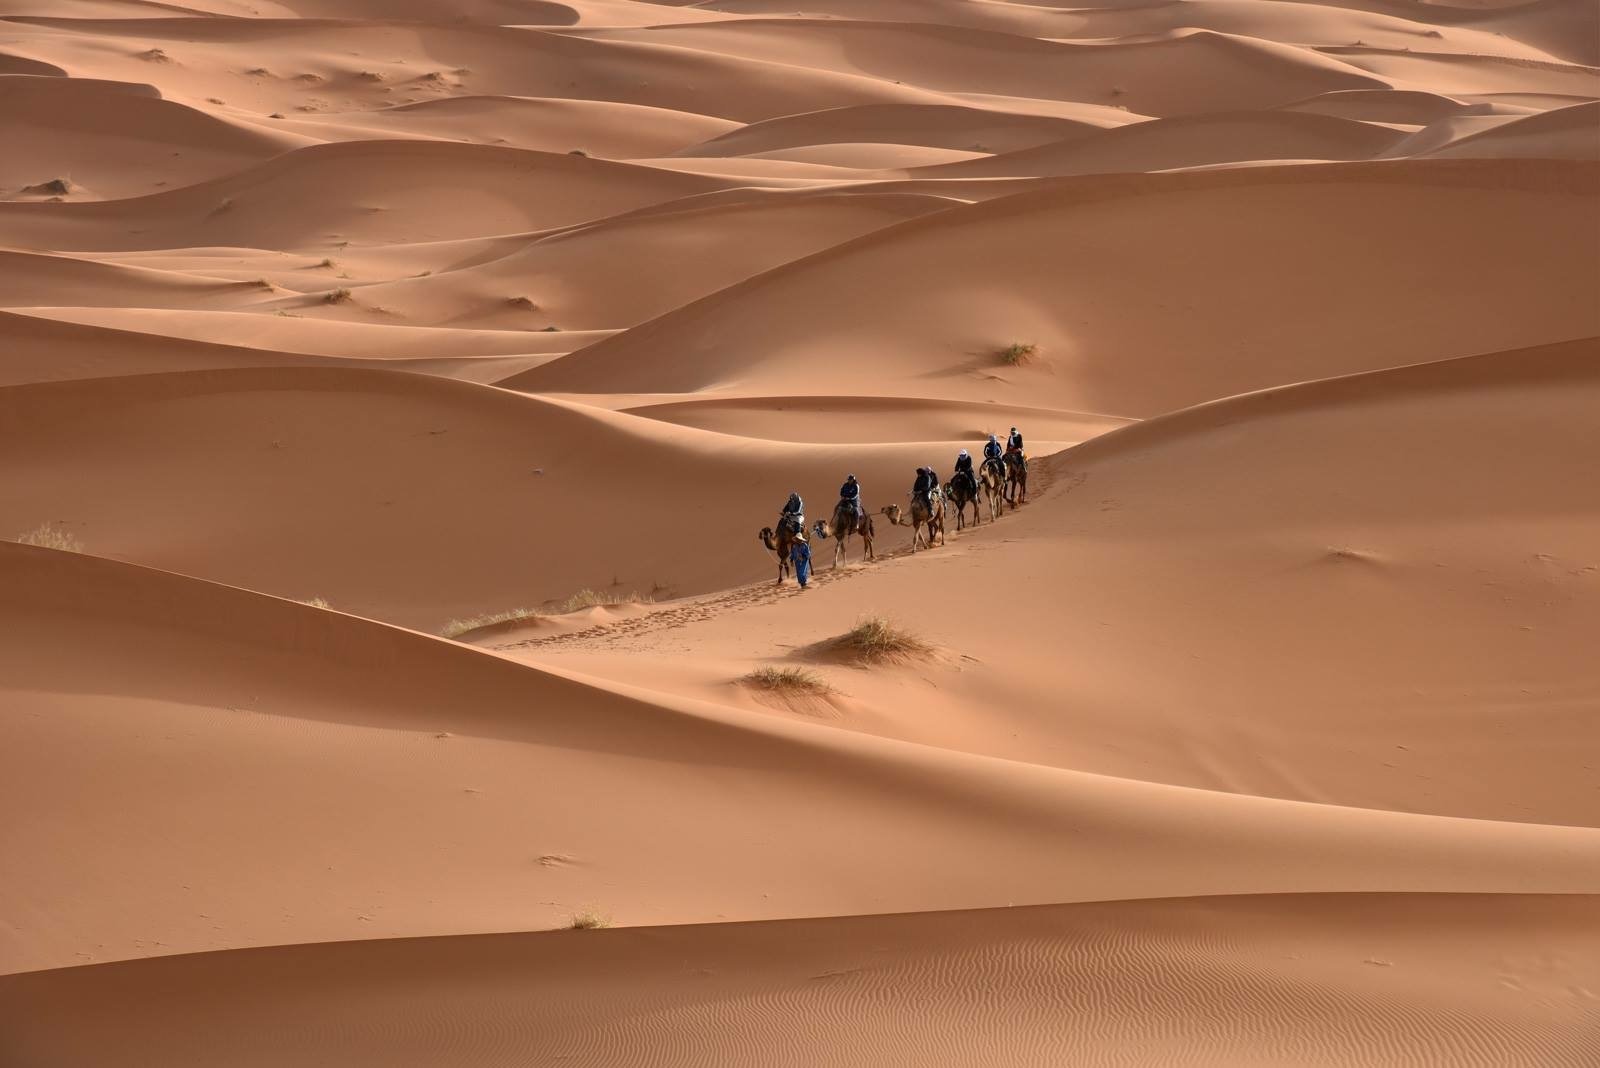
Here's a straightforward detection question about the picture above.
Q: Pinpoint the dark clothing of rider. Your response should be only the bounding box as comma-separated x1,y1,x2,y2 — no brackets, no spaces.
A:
781,492,804,533
912,468,935,500
984,438,1003,463
1007,430,1024,452
954,453,973,476
838,477,862,519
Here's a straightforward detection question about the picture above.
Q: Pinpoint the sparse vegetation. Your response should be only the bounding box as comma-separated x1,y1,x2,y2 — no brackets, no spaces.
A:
568,909,612,930
506,295,538,309
138,48,170,63
314,258,336,269
444,591,650,636
743,666,833,695
323,287,353,304
441,607,540,638
829,616,932,664
14,524,83,552
999,342,1037,366
298,596,331,609
549,588,650,614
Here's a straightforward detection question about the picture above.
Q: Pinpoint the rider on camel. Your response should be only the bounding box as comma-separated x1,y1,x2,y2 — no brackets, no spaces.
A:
953,449,977,498
838,474,862,522
780,491,805,537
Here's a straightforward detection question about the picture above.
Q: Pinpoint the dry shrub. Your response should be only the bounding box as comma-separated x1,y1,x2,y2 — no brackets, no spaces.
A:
828,616,932,664
999,342,1036,366
15,524,83,552
743,666,833,695
441,607,539,638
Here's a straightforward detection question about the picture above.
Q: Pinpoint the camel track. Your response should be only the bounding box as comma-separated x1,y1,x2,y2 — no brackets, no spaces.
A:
496,461,1058,653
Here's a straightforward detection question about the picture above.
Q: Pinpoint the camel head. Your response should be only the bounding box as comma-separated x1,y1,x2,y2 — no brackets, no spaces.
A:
758,526,776,551
880,504,905,526
811,519,831,540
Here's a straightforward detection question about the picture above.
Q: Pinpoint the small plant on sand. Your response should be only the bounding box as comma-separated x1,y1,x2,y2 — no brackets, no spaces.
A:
297,596,331,609
549,589,650,614
831,616,932,664
568,909,612,930
999,342,1037,366
440,606,540,638
14,524,83,552
314,258,336,269
323,287,353,304
506,295,538,309
743,666,833,695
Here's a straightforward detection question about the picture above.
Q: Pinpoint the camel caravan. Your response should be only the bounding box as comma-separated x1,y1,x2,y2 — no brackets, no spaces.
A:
758,428,1029,587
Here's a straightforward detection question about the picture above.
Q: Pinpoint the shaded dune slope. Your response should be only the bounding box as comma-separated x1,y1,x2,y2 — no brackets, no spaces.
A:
3,542,1597,974
510,159,1600,414
3,894,1597,1067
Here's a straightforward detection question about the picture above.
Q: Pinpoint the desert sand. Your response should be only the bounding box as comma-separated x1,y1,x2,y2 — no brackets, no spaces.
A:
1,1,1597,1065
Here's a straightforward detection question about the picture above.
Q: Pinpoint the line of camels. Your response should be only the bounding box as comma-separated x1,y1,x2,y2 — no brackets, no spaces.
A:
759,453,1028,584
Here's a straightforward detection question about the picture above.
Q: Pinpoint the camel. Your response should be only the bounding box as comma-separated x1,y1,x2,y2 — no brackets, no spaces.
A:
980,458,1005,521
943,475,980,532
758,522,803,585
812,500,876,568
1004,451,1028,506
882,490,945,552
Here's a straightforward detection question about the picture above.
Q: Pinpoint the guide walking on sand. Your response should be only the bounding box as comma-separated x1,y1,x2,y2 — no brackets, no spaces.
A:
790,537,813,589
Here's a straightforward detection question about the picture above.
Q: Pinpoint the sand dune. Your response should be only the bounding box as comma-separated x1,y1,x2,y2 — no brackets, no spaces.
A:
282,94,739,157
1419,98,1600,158
0,365,988,623
342,190,952,329
4,894,1597,1066
577,23,1392,116
0,140,733,250
674,102,1129,158
915,109,1407,178
5,0,1597,1059
518,338,1600,826
0,75,304,201
0,16,944,122
510,159,1600,415
4,542,1597,976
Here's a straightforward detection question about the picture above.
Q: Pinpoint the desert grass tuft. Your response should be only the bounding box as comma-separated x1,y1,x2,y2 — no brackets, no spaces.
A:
549,589,651,615
743,666,833,695
323,287,353,304
15,523,83,552
830,616,932,664
441,607,539,638
297,596,331,609
568,909,612,930
999,342,1036,366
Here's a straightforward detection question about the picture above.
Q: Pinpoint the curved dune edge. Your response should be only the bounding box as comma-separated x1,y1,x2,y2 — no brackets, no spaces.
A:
3,542,1598,974
2,893,1596,1067
507,157,1600,412
510,336,1600,829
